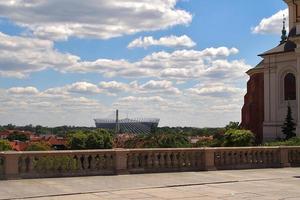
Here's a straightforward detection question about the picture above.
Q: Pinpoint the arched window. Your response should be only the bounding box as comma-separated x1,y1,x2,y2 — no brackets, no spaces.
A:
284,73,296,100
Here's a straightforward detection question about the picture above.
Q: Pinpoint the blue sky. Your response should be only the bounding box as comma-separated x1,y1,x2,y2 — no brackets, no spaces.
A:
0,0,288,127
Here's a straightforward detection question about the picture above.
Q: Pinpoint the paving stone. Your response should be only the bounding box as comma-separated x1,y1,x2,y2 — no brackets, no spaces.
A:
2,168,300,200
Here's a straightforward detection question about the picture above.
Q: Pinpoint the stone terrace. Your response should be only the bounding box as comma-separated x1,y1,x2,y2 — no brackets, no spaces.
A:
0,168,300,200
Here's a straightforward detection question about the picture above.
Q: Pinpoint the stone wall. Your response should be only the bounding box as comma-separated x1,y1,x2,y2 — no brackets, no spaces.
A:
0,147,299,180
241,72,264,143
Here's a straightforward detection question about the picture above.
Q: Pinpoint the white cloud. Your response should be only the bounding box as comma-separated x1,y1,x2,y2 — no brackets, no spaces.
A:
252,9,288,34
0,33,248,83
139,80,181,95
7,87,39,95
0,76,246,127
99,81,130,94
0,0,192,41
67,82,101,94
0,87,106,126
187,83,244,98
67,47,246,82
0,32,79,78
128,35,196,49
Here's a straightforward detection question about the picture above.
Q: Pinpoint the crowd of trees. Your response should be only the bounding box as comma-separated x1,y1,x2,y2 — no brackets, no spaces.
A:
1,116,299,151
67,129,113,150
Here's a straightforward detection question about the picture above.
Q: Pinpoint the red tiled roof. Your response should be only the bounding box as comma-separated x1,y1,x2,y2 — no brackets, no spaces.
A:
9,141,29,151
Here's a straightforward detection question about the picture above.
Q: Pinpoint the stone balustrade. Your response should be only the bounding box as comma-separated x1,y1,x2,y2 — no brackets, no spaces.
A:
286,147,300,166
214,147,281,170
0,146,299,180
127,148,205,173
0,156,4,179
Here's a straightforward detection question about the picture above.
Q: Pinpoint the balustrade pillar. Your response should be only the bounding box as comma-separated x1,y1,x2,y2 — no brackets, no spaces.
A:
3,152,20,179
204,148,216,171
115,149,129,175
279,147,291,167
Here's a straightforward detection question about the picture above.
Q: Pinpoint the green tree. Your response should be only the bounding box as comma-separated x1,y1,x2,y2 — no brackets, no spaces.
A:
25,142,51,151
282,104,297,140
225,122,240,131
67,131,87,150
86,130,113,149
7,132,29,142
5,124,15,130
223,129,255,147
0,140,12,151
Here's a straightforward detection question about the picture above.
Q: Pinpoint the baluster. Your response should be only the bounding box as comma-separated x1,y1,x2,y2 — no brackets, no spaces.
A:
19,156,27,173
109,154,114,169
127,153,132,169
183,152,187,167
89,155,95,170
138,153,142,168
154,153,160,168
177,152,183,168
239,151,244,165
195,151,202,167
103,154,108,169
28,156,35,173
170,153,175,168
270,151,276,164
143,153,148,169
165,152,171,168
134,153,139,168
226,152,231,166
76,155,83,171
260,151,264,164
83,155,89,170
244,151,249,164
264,151,268,164
253,151,258,164
148,153,154,169
221,152,225,166
189,152,195,168
233,152,237,165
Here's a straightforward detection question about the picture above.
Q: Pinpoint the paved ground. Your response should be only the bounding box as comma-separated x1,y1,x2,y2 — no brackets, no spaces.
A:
0,168,300,200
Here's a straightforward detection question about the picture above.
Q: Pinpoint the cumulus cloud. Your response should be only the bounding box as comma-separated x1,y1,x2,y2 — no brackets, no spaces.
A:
187,83,244,98
0,33,249,83
7,86,39,95
127,35,196,49
67,47,246,82
0,86,106,126
252,9,288,34
67,82,102,94
0,76,246,127
0,0,192,41
0,32,79,78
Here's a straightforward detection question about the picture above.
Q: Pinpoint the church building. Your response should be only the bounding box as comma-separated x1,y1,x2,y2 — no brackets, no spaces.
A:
242,0,300,143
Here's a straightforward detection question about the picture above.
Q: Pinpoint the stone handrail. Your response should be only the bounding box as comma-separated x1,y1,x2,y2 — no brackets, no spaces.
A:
0,146,299,180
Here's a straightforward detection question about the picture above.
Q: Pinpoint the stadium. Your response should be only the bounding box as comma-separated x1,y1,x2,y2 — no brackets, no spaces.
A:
94,110,160,134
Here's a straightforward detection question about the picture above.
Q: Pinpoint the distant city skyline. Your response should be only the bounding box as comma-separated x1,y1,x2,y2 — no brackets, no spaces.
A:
0,0,287,127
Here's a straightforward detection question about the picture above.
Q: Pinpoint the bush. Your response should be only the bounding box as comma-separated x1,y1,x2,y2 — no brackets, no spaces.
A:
33,156,77,172
155,133,191,148
25,142,51,151
86,130,113,149
68,129,113,150
264,137,300,146
223,129,255,147
7,132,29,142
124,133,191,148
225,122,240,131
195,137,221,147
0,140,12,151
68,131,88,150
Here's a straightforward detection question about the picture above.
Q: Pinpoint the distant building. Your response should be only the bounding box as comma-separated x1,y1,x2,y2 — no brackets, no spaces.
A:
242,0,300,142
95,110,160,134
